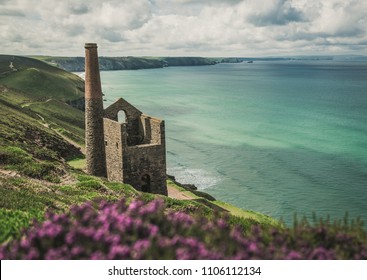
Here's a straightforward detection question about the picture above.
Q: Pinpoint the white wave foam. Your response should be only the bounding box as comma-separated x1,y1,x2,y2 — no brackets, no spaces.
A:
168,166,221,189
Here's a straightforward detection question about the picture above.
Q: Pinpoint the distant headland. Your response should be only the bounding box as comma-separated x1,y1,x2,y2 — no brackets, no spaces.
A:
30,55,367,73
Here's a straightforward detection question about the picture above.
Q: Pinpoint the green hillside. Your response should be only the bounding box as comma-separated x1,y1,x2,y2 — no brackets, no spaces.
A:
0,55,85,144
0,55,84,101
0,54,279,247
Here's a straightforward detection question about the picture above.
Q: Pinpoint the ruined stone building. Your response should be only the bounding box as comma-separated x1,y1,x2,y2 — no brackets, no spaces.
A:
84,43,167,195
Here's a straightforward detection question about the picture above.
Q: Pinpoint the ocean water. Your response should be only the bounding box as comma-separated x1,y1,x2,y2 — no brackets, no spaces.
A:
100,61,367,225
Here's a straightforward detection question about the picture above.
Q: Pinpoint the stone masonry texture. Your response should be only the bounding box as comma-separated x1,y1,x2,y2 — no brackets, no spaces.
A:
103,99,167,195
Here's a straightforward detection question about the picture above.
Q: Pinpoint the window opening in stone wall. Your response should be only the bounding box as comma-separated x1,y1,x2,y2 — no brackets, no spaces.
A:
118,110,127,123
141,174,151,193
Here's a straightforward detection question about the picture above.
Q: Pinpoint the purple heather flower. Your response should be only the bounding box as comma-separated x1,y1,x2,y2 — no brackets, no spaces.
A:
170,235,181,246
309,247,334,260
248,242,259,254
3,197,367,260
104,233,121,245
182,237,200,248
252,225,262,235
336,233,351,242
217,218,228,229
98,200,109,209
168,212,194,227
116,214,134,228
230,227,248,245
139,199,163,215
148,225,159,237
90,251,106,260
0,247,6,260
25,248,40,260
286,251,302,260
77,226,95,238
44,248,68,260
93,228,106,242
108,245,130,259
197,246,210,258
157,237,172,248
176,248,192,260
65,231,76,245
128,200,144,212
132,239,151,259
71,246,84,257
20,238,31,249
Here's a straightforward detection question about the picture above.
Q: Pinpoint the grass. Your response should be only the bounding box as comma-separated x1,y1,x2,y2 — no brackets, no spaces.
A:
0,55,84,102
167,178,280,226
0,167,280,244
28,99,85,145
212,200,279,227
0,57,85,161
0,171,139,243
0,146,62,182
0,99,83,161
67,157,86,170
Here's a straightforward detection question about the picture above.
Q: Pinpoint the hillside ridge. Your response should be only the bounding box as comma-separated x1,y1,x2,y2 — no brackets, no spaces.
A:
34,56,219,72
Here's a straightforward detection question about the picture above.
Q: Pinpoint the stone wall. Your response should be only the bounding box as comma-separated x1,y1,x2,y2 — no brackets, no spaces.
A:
85,98,106,177
103,102,167,195
124,143,167,195
103,118,124,182
140,115,164,145
104,98,144,146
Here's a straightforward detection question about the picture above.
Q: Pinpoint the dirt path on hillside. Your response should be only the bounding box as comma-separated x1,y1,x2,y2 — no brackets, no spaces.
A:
0,168,77,187
167,185,192,200
54,130,85,155
33,113,86,155
21,98,53,108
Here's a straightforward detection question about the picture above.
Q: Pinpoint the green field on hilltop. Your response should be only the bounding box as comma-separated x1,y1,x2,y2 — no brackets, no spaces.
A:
0,55,84,101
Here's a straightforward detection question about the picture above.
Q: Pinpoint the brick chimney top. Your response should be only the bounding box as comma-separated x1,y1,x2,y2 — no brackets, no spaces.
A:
85,43,102,99
85,43,98,49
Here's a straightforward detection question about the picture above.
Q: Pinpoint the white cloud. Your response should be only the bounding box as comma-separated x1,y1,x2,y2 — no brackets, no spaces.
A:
244,0,305,26
0,0,366,56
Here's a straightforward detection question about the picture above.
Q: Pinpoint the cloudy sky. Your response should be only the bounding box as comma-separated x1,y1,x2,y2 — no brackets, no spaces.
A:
1,0,366,57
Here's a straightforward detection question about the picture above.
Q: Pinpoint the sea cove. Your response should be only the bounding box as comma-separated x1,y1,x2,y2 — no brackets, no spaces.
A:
101,60,367,225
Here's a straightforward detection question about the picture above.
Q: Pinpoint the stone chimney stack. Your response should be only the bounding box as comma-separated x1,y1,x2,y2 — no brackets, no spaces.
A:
85,43,106,177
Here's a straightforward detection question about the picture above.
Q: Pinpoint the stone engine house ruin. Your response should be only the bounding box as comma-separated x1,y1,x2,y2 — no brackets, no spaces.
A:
84,43,167,195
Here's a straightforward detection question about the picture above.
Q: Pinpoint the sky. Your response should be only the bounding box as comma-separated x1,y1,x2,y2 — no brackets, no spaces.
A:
1,0,367,57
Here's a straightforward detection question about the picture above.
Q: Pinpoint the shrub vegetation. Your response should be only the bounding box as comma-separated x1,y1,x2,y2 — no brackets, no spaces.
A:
1,198,366,260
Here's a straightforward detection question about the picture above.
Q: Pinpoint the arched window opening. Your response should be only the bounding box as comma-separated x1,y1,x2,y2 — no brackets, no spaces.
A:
141,174,151,193
118,110,127,123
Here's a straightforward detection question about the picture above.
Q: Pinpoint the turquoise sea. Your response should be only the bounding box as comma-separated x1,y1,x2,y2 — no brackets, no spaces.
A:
101,60,367,225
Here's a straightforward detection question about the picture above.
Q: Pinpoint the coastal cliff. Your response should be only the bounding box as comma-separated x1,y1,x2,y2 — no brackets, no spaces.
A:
34,56,218,72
